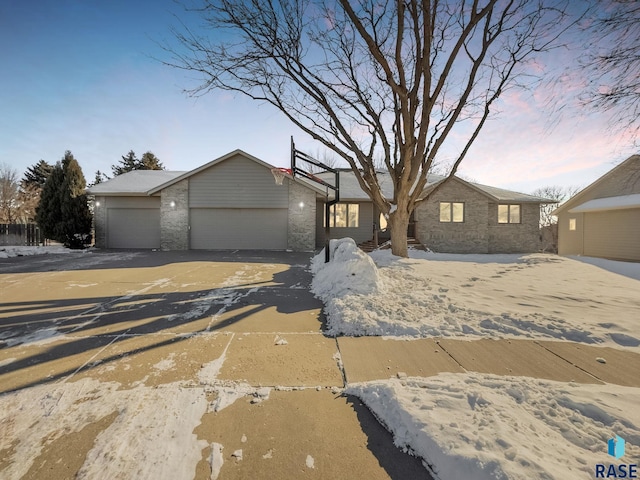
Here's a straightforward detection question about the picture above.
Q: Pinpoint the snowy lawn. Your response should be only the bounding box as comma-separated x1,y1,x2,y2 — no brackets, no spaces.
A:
0,245,72,258
312,239,640,350
311,239,640,479
347,373,640,480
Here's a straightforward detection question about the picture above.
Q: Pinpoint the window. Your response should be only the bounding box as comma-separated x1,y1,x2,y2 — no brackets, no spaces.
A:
439,202,464,222
569,218,576,231
325,203,359,228
498,204,521,224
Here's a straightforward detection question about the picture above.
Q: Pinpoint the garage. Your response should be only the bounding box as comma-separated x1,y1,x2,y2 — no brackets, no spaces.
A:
190,208,288,250
583,208,640,261
89,150,318,252
107,208,160,249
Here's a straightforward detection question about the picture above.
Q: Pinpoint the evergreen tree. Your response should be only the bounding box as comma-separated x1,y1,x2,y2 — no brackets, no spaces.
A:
139,151,164,170
22,160,54,190
36,162,64,240
20,160,54,222
90,170,110,186
35,151,92,248
111,150,164,176
60,152,92,248
112,150,139,176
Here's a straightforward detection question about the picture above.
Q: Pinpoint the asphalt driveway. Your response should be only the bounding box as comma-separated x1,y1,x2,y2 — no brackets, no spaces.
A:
0,250,429,480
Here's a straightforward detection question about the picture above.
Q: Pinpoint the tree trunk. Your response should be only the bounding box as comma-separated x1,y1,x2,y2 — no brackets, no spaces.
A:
388,210,410,257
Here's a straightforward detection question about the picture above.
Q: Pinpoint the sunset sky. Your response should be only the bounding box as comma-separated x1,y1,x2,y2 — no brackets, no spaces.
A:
1,0,637,195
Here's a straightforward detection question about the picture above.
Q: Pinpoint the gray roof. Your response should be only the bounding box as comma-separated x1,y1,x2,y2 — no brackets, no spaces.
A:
553,154,640,215
88,170,187,195
464,181,554,203
315,170,551,203
87,158,551,204
569,193,640,213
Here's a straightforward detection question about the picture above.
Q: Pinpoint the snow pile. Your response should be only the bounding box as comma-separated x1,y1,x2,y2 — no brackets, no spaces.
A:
314,251,640,347
311,238,382,298
348,373,640,480
0,245,72,258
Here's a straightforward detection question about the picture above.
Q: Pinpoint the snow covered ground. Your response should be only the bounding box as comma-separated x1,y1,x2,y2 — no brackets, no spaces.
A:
312,239,640,479
347,373,640,480
313,239,640,350
0,245,72,258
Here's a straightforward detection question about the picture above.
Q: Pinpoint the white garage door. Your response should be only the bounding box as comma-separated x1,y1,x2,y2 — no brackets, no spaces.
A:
107,208,161,249
190,208,288,250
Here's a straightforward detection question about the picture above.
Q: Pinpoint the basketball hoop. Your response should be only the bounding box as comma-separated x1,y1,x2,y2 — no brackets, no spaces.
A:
271,167,292,185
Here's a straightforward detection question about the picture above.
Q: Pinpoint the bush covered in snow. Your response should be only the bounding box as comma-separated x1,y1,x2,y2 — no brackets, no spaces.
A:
311,238,382,299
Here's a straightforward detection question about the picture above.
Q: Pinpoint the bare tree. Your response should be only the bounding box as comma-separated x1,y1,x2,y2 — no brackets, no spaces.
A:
532,185,580,252
579,0,640,143
166,0,581,256
0,164,22,223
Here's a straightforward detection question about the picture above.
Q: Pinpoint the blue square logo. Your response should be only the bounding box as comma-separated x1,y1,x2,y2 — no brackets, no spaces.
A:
608,435,625,459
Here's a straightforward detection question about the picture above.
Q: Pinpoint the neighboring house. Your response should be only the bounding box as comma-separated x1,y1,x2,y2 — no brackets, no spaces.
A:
89,149,551,253
553,154,640,262
315,170,552,254
88,150,321,251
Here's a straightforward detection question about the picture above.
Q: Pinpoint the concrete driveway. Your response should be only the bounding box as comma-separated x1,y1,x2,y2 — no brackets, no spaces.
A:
0,250,429,480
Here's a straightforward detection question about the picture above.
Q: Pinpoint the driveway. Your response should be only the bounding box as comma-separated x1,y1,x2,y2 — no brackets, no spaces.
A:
0,250,429,480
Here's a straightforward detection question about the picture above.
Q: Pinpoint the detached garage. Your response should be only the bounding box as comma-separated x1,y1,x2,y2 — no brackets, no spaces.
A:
89,150,319,252
555,155,640,262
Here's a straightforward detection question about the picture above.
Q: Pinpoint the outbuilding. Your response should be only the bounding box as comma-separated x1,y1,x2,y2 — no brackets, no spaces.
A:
553,155,640,262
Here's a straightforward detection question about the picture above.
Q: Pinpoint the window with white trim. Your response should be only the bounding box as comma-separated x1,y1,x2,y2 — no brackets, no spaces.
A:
498,204,521,224
325,203,359,228
439,202,464,222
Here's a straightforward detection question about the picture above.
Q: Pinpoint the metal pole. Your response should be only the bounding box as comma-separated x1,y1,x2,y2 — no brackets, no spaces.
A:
325,201,330,263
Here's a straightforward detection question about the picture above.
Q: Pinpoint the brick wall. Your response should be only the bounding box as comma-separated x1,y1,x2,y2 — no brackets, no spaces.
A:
487,202,541,253
415,179,542,253
160,179,189,250
287,180,316,251
93,196,107,248
415,180,490,253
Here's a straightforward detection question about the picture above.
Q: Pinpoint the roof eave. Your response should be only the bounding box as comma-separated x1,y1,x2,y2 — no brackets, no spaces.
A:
87,191,152,197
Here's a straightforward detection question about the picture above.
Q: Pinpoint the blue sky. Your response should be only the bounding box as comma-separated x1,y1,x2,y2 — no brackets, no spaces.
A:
1,0,636,194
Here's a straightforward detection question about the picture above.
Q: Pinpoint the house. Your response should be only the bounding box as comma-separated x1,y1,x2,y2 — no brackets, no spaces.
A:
315,170,552,254
89,149,551,254
552,154,640,262
88,150,321,251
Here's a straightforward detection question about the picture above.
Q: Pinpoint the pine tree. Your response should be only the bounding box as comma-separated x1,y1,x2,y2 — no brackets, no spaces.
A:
90,170,109,186
139,151,164,170
36,162,64,240
111,150,164,176
112,150,139,176
22,160,54,190
60,152,92,248
20,160,54,222
35,151,92,248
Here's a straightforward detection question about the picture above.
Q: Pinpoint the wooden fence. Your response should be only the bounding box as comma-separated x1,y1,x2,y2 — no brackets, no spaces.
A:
0,224,43,246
